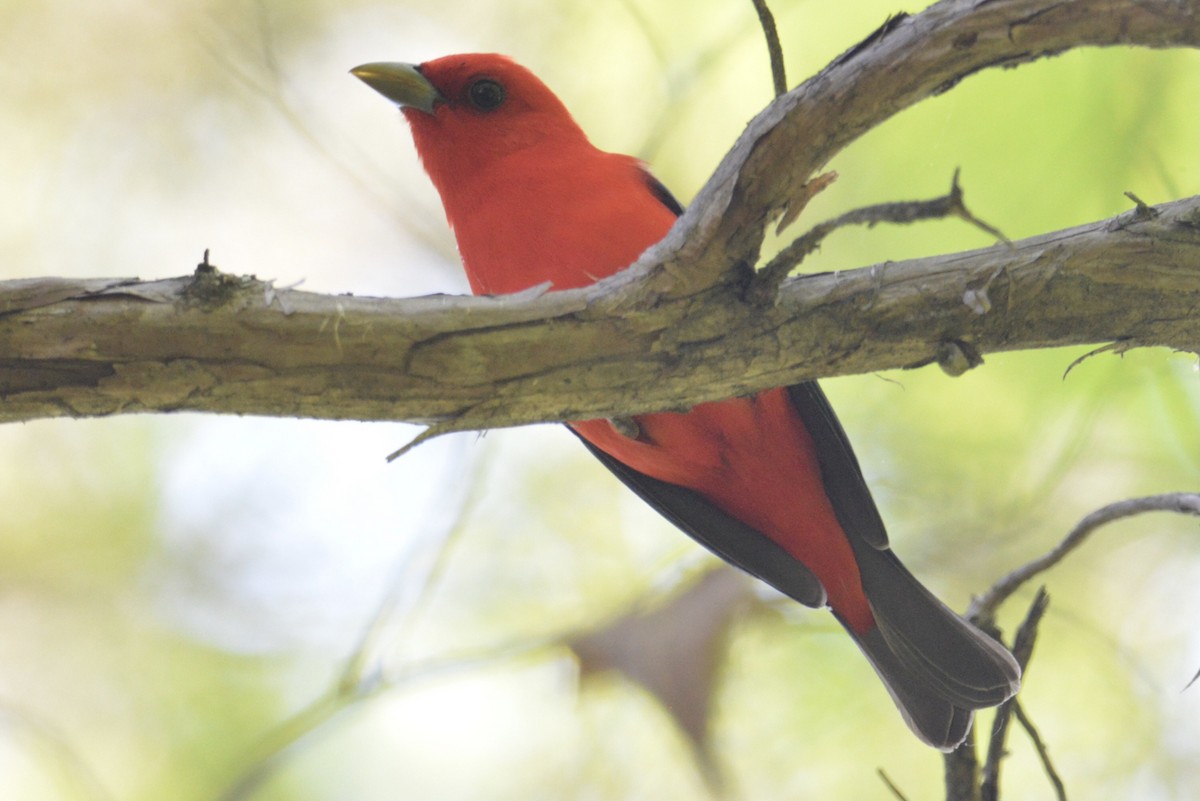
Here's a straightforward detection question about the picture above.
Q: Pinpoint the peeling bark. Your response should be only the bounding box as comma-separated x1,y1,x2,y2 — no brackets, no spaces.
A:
2,196,1197,429
1,0,1198,432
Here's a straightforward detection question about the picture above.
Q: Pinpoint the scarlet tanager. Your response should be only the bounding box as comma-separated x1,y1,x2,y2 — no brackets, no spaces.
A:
352,54,1020,749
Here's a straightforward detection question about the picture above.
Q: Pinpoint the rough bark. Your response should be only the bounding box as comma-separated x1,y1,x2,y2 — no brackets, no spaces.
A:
2,196,1197,428
1,0,1198,432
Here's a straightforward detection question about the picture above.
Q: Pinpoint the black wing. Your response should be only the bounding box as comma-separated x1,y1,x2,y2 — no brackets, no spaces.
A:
641,169,685,216
628,173,890,556
577,172,879,605
574,431,827,608
572,382,890,607
785,382,889,550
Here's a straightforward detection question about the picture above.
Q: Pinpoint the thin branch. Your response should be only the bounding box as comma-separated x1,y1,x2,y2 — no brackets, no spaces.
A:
752,169,1005,302
750,0,787,96
385,419,469,462
969,494,1200,624
218,614,666,800
654,0,1200,295
219,447,485,798
337,508,474,695
219,637,565,800
1013,700,1068,801
1061,339,1134,380
878,768,914,801
959,491,1200,801
218,633,559,801
980,588,1051,801
217,691,346,801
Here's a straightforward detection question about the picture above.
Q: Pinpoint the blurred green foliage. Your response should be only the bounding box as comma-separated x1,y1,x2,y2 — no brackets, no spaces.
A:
1,1,1198,800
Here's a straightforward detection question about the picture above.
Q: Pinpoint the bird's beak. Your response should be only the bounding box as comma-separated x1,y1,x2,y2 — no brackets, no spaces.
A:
350,62,444,114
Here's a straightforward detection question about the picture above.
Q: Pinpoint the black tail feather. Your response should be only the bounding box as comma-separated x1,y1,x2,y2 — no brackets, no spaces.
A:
844,624,975,750
788,380,1020,748
844,545,1021,750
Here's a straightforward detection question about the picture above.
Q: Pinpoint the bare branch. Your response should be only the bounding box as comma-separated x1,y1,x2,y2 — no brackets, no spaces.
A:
751,169,1005,302
878,768,914,801
980,589,1052,801
2,195,1198,430
969,494,1200,624
1013,701,1068,801
944,728,980,801
2,1,1198,436
649,0,1200,296
750,0,787,96
956,493,1200,800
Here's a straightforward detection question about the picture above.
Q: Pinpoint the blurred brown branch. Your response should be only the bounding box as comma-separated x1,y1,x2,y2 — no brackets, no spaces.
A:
2,0,1198,435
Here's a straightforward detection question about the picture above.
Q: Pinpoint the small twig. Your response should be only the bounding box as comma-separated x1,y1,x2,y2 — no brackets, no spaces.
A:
1008,589,1050,668
969,493,1200,624
1123,191,1159,221
386,419,469,462
1061,339,1133,380
220,450,484,800
1013,700,1068,801
981,588,1051,801
966,492,1200,801
878,768,914,801
750,0,787,96
752,169,1006,303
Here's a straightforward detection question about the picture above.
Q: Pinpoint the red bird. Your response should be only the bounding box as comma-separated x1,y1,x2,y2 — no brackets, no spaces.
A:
352,53,1020,749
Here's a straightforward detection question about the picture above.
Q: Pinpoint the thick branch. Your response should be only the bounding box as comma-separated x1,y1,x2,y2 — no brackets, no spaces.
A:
3,0,1198,430
2,196,1197,428
641,0,1200,296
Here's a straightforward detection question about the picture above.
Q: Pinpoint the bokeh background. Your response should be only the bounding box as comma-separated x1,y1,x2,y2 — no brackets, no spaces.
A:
2,1,1199,799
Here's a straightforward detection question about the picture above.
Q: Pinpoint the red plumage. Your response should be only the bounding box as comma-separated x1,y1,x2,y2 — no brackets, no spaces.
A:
355,52,1020,749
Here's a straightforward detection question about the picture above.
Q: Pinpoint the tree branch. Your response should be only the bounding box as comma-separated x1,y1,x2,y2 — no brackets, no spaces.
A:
1,194,1198,428
1,0,1198,431
645,0,1200,296
750,0,788,97
978,589,1052,801
941,493,1200,801
969,493,1200,623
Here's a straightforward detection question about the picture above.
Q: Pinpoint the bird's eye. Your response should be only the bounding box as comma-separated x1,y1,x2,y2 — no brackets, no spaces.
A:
466,78,505,112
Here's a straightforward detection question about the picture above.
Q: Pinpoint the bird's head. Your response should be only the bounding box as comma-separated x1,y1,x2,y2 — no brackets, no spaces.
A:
352,53,592,187
351,53,676,294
